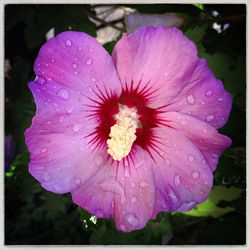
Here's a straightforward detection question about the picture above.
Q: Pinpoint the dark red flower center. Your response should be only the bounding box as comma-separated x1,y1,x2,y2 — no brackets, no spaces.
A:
85,80,164,161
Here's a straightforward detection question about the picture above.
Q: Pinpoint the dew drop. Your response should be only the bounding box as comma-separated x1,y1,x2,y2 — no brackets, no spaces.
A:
72,63,78,69
41,148,47,153
75,178,81,185
74,57,78,61
86,58,92,65
78,46,82,51
130,196,137,204
89,48,93,52
188,155,195,162
91,77,96,82
168,191,179,203
211,153,219,159
139,181,148,188
45,63,49,67
205,89,213,97
51,58,55,63
57,89,69,100
125,213,139,226
71,123,81,132
206,114,214,122
218,97,223,102
35,76,46,85
130,182,136,188
42,171,50,181
186,94,195,104
65,106,73,114
201,101,205,105
65,39,72,47
74,70,79,75
192,171,200,179
120,224,126,231
174,175,181,187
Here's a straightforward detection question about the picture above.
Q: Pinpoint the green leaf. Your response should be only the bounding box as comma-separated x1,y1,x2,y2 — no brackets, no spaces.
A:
184,22,209,51
180,186,243,218
193,4,204,11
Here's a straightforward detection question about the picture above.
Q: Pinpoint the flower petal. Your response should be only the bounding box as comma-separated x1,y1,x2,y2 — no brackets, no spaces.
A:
159,111,231,171
72,145,155,232
112,26,198,108
145,126,214,217
25,31,122,193
163,59,232,128
34,31,121,96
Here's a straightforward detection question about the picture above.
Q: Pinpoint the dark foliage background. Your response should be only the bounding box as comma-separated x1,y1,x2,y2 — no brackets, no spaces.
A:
5,4,246,245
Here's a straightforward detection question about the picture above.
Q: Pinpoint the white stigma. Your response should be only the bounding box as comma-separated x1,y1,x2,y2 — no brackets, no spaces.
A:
107,105,139,161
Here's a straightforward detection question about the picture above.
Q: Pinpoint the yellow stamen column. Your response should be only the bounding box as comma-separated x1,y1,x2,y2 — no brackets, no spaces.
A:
107,106,138,161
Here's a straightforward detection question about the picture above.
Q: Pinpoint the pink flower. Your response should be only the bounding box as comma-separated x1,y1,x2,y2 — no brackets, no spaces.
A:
25,26,232,232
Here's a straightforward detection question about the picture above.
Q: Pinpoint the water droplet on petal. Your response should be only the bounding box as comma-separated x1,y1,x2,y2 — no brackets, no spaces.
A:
168,190,179,203
218,97,223,102
71,123,81,132
139,181,148,188
65,106,73,114
35,76,46,85
74,70,79,75
188,155,195,162
72,63,78,69
86,58,92,65
91,77,96,82
74,57,78,61
130,196,137,204
206,114,214,122
205,89,213,97
120,224,126,231
78,46,82,51
130,182,136,188
65,39,72,47
125,213,139,226
75,178,81,185
212,153,219,159
42,171,50,181
186,94,195,104
41,148,47,153
174,175,181,187
192,171,200,179
51,58,55,63
57,89,69,100
89,48,93,52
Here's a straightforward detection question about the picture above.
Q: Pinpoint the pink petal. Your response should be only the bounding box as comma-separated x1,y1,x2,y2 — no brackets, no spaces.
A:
163,59,232,128
25,31,122,193
112,26,198,108
72,146,156,232
146,126,214,217
159,111,231,171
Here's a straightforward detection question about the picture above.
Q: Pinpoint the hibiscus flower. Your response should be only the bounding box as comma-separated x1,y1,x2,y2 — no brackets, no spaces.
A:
25,26,232,232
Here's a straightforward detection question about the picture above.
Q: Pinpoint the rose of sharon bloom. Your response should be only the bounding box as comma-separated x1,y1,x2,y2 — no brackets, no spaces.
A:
25,26,232,232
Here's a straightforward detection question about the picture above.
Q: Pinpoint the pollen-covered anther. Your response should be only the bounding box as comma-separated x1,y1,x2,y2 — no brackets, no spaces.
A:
107,106,139,161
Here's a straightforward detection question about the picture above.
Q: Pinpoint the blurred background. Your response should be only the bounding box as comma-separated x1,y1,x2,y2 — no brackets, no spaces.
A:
5,4,246,245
